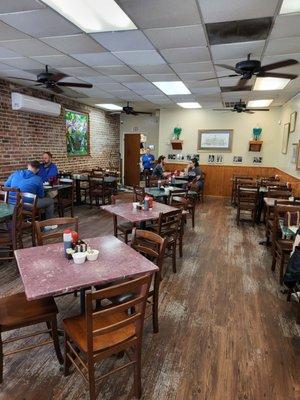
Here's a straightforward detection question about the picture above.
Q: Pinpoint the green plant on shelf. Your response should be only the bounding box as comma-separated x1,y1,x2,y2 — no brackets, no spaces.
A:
173,127,182,140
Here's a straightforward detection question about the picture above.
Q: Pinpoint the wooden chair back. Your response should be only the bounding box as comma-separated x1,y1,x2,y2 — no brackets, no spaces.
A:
21,192,38,220
146,176,159,188
0,186,20,204
237,185,259,206
88,175,105,190
267,188,292,199
11,193,23,251
157,209,182,238
0,189,7,203
57,181,75,204
35,217,79,246
272,204,300,241
85,275,151,355
91,169,103,177
133,186,145,202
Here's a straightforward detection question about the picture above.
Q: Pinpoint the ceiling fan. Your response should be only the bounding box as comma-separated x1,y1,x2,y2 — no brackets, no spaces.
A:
200,54,298,91
110,102,153,116
7,65,93,94
213,100,269,114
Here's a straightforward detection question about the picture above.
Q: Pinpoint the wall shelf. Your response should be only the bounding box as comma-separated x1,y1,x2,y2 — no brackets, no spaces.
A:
249,140,263,152
171,140,183,150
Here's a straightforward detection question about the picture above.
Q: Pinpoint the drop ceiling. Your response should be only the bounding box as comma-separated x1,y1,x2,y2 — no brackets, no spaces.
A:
0,0,299,111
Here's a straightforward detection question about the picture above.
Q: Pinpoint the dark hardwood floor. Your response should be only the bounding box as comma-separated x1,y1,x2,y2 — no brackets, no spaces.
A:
0,197,299,400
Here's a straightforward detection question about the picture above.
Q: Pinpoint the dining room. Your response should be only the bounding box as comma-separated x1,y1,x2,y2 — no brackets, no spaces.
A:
1,1,300,400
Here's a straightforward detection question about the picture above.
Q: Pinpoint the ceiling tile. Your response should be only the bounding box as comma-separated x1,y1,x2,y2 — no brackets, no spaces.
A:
1,57,44,69
198,0,278,23
0,9,81,38
177,71,216,81
118,93,145,101
132,64,174,74
184,78,219,88
0,21,31,40
271,14,300,39
143,73,178,81
72,52,123,66
40,34,105,54
118,0,201,29
91,30,154,51
211,40,265,60
113,50,165,66
200,101,223,108
31,54,84,68
190,87,221,95
169,94,197,102
124,82,159,90
82,75,118,84
265,37,300,56
56,66,101,77
94,82,127,91
171,61,214,74
144,25,207,49
0,46,19,58
93,65,136,75
74,87,114,98
160,46,210,63
0,0,45,13
111,74,147,83
221,91,250,100
0,39,62,57
0,67,37,80
218,76,244,86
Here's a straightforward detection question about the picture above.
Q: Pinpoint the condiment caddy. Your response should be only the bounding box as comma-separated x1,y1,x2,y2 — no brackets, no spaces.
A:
63,229,99,264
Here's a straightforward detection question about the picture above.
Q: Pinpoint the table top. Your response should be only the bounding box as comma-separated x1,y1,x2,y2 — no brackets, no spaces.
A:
101,201,177,223
43,184,73,191
0,202,14,220
173,179,188,186
72,174,117,183
145,186,179,198
15,235,158,301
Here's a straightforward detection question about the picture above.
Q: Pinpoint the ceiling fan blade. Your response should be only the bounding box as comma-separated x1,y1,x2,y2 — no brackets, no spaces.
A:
215,64,237,72
244,110,255,114
197,74,239,82
246,108,270,111
51,73,68,82
6,77,37,82
57,82,93,88
236,77,248,88
135,111,153,115
47,85,63,94
257,71,298,80
260,59,298,72
212,109,232,111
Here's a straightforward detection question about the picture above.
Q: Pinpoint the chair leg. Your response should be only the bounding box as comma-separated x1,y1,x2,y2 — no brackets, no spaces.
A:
271,249,277,271
50,317,63,365
0,332,3,384
172,244,177,273
64,334,71,376
125,232,128,244
279,253,285,284
88,360,96,400
178,235,183,258
133,344,142,399
152,277,159,334
192,210,195,228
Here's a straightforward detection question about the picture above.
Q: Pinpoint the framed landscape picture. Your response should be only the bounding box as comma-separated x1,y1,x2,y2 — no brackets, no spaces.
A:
281,123,290,154
198,129,233,151
290,111,297,133
65,109,89,156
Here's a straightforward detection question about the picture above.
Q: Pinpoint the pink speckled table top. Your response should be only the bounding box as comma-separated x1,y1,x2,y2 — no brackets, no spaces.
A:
101,201,177,223
14,235,158,301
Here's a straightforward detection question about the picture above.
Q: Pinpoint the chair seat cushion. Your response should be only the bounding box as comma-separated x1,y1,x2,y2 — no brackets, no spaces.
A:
117,221,133,233
0,292,58,330
63,311,136,353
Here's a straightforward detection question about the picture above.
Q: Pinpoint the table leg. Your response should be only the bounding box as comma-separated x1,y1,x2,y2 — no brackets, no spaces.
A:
75,179,82,206
79,289,85,314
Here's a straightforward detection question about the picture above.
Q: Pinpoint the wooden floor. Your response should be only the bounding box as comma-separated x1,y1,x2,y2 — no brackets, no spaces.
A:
0,197,300,400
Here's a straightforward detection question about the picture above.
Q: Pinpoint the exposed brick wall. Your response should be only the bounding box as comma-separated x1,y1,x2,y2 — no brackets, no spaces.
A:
0,79,120,181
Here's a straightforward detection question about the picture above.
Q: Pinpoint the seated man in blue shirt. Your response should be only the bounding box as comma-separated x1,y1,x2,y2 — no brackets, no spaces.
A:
37,151,58,183
142,148,155,174
5,160,55,224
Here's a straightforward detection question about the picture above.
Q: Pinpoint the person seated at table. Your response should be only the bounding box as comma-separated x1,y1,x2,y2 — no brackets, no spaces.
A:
152,155,166,179
4,161,56,223
187,158,204,189
37,151,58,183
142,148,155,174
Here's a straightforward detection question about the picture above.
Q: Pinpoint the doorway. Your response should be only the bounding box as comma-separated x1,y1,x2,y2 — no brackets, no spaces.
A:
124,133,141,187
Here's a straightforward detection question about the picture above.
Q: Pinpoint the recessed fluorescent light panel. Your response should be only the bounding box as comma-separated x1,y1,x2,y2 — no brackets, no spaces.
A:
95,104,122,110
152,81,191,95
177,102,201,109
247,99,273,108
280,0,300,14
41,0,137,33
254,77,290,91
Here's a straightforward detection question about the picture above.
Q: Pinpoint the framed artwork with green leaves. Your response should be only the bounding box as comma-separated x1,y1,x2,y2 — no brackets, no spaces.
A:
65,109,89,156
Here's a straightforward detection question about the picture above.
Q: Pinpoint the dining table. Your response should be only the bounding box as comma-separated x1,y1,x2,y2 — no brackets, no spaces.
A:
145,186,180,203
72,173,118,205
0,202,14,221
14,235,158,313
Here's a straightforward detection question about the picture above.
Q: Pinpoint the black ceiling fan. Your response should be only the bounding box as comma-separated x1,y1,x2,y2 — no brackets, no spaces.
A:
213,99,269,114
118,102,153,116
7,65,93,94
200,54,298,91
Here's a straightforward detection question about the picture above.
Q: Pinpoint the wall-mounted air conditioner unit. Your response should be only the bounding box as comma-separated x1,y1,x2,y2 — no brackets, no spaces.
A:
11,92,61,117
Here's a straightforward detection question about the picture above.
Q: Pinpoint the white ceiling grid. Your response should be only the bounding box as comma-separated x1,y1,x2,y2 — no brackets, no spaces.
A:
0,0,297,110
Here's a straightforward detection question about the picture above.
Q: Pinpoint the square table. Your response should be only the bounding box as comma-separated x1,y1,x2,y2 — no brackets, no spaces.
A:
72,174,118,205
145,186,181,202
101,201,177,224
15,235,158,312
0,203,14,221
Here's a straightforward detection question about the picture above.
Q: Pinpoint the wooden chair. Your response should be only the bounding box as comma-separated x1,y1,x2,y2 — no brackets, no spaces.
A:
133,186,145,202
150,209,183,273
63,275,152,400
271,204,300,284
170,193,195,228
21,192,39,247
231,176,253,205
88,175,112,208
0,292,63,382
145,176,159,188
236,185,259,226
56,181,75,217
0,186,20,205
111,196,133,244
0,189,7,203
0,192,23,262
35,217,79,246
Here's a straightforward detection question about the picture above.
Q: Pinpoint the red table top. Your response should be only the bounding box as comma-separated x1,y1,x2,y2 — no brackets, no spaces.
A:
101,201,177,223
15,235,158,301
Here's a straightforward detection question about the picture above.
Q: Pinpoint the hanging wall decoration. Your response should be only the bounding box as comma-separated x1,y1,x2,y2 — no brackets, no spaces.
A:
65,109,89,156
281,123,290,154
290,111,297,133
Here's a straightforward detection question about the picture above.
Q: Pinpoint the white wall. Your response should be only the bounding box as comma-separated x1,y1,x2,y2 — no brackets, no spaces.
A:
158,108,282,166
275,93,300,177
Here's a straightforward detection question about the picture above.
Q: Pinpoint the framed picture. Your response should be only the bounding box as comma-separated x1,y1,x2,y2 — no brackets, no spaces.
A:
65,110,89,156
290,111,297,133
291,143,298,163
233,156,243,163
281,123,290,154
253,156,262,164
198,129,233,151
296,141,300,170
208,154,215,163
